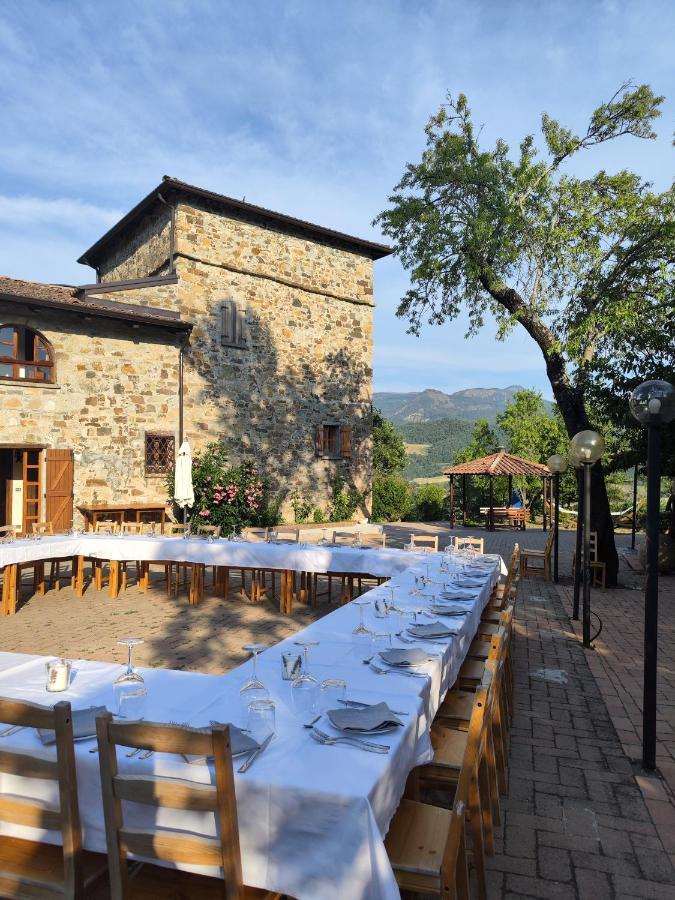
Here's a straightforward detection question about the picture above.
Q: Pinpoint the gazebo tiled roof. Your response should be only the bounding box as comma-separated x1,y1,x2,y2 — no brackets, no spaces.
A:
443,449,551,478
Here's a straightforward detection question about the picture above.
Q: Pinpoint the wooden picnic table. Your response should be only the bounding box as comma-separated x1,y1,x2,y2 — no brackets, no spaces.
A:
479,506,528,530
77,502,167,532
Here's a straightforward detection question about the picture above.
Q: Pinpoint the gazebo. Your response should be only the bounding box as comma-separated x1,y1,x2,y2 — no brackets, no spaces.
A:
444,449,553,531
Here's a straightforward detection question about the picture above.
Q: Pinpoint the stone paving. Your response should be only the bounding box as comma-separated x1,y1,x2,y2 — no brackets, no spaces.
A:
1,523,674,897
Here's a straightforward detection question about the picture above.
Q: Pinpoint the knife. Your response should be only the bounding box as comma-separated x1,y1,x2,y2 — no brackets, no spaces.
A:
238,732,274,773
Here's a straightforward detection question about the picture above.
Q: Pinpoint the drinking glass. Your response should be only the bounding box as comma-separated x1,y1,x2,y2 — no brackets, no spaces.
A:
114,638,144,686
114,682,147,719
291,640,320,719
352,599,372,635
240,643,268,700
247,698,275,743
317,528,328,545
354,630,374,661
319,678,347,712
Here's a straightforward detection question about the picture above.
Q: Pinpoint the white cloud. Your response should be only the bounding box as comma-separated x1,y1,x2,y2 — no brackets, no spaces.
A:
0,195,121,231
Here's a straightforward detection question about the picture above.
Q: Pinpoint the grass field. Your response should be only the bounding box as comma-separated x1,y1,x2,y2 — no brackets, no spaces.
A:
405,443,432,456
411,475,448,485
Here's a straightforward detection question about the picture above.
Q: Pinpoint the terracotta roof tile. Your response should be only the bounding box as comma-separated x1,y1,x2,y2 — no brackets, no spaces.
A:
444,450,551,477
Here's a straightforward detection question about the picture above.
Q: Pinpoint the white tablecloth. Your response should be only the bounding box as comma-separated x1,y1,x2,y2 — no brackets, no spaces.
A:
0,534,429,579
0,553,502,899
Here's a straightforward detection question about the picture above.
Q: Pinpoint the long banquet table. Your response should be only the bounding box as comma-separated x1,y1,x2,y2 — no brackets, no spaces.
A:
0,548,503,898
0,534,435,614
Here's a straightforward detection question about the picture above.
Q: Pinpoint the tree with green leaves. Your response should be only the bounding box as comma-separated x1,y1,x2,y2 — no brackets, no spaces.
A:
372,408,407,476
376,84,674,584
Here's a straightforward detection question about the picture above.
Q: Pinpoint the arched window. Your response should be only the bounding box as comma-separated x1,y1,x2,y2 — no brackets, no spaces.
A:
0,325,54,383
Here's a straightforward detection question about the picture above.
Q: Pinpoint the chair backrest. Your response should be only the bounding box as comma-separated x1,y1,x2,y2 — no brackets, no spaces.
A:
197,524,222,538
165,522,189,536
96,715,244,899
0,525,15,539
244,528,268,542
454,536,485,554
589,530,599,561
120,522,143,534
32,521,54,535
332,530,356,545
410,534,439,551
0,697,85,896
94,521,119,534
544,528,555,555
276,528,299,542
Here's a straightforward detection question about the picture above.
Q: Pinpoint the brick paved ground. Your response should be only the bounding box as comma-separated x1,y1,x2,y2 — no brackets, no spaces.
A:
1,523,674,897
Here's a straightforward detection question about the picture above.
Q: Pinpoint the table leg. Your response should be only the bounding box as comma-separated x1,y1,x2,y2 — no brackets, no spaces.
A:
189,564,204,605
2,564,18,616
75,556,85,597
109,561,120,599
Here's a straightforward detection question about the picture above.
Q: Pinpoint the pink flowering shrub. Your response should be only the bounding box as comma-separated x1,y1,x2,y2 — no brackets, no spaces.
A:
167,442,280,533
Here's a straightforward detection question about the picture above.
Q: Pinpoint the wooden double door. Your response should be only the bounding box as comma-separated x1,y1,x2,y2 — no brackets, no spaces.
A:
1,447,73,534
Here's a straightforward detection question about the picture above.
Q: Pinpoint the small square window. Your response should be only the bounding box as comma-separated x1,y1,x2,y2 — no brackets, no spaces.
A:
315,424,352,459
145,433,175,475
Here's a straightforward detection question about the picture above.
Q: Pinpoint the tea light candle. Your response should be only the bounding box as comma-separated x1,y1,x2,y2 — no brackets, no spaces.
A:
46,659,71,692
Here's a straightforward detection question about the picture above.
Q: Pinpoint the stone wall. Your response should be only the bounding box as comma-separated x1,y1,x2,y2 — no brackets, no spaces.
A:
96,205,172,281
167,199,374,519
0,301,181,527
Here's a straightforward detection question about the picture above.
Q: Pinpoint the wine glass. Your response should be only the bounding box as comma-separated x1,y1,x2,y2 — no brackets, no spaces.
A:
291,640,320,720
317,528,328,545
239,643,268,701
114,638,144,686
352,599,372,635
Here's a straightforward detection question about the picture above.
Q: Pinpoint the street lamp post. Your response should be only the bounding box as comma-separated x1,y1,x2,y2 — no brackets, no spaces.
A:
547,453,569,583
569,430,605,648
630,379,675,771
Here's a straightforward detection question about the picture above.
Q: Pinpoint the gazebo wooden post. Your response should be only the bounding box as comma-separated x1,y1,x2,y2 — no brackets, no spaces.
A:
488,475,495,531
508,474,513,506
462,474,467,526
449,476,455,528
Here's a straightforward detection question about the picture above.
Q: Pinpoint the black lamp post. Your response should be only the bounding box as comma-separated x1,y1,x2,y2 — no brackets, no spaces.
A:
547,453,568,583
629,379,675,771
569,430,605,648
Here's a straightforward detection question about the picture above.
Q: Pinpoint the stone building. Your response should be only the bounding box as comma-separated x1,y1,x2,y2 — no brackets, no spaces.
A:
0,177,390,531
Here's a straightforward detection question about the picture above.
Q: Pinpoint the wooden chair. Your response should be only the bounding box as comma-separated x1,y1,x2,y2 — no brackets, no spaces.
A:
453,536,485,554
386,684,488,899
571,531,607,589
119,523,144,591
410,534,439,552
143,522,189,593
95,715,280,899
520,529,555,580
21,522,68,596
332,530,356,545
0,697,107,898
94,520,119,534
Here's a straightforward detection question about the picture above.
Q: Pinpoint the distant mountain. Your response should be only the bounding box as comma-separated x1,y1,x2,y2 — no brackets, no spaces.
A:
374,386,552,424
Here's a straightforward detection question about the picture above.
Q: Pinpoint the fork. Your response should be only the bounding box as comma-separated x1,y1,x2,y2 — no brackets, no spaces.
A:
0,725,24,738
311,727,389,753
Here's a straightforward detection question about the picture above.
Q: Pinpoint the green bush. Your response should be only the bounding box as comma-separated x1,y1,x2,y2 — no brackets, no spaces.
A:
407,483,448,521
312,507,326,523
328,475,364,522
167,442,281,534
290,491,313,524
372,474,411,522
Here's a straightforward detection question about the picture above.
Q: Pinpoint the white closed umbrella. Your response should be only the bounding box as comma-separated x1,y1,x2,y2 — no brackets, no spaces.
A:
174,440,194,510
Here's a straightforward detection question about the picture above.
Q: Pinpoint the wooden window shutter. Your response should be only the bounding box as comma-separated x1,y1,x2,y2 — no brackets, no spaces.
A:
235,304,248,347
315,425,325,457
221,302,235,345
340,426,353,458
45,449,74,532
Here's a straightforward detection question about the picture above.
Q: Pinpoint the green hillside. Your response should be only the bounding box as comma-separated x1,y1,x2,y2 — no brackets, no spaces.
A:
399,418,477,479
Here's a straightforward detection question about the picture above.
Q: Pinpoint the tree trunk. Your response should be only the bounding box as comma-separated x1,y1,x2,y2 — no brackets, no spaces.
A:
547,364,619,586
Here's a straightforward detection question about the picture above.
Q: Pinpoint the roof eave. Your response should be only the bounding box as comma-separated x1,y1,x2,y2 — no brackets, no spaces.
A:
78,177,394,266
0,291,192,333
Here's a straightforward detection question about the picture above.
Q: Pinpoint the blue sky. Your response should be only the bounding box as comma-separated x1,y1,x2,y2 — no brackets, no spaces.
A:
0,0,672,399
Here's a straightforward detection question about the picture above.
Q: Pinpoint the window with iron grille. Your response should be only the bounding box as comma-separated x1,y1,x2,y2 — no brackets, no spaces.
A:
145,433,175,475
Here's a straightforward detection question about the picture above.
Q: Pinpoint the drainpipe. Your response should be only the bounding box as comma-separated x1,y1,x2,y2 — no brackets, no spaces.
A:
178,332,189,445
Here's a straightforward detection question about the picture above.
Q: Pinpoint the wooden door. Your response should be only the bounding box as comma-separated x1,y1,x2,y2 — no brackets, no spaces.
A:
45,449,74,532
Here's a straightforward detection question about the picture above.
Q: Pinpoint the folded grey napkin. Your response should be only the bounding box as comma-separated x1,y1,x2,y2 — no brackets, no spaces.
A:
429,604,469,617
185,723,259,764
408,622,457,638
440,590,476,601
38,705,107,745
327,702,402,732
379,648,435,667
455,577,486,588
